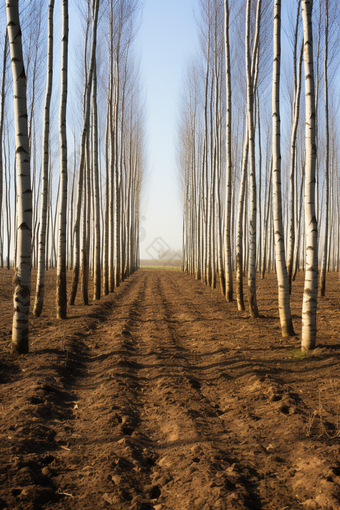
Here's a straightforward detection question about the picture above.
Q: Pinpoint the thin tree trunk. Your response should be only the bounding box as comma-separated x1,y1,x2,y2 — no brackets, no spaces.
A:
92,60,101,300
246,0,259,318
287,1,302,293
224,0,232,302
272,0,294,337
293,165,305,281
34,0,55,317
56,0,68,319
0,30,8,271
236,137,248,311
7,0,32,354
319,0,328,297
103,100,110,295
261,159,273,280
301,0,318,351
69,0,99,306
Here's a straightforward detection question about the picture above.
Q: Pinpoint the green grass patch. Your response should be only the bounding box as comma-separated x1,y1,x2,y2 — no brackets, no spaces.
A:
140,266,181,271
286,349,307,362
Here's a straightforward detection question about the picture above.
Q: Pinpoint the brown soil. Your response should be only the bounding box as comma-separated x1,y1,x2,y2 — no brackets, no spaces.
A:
1,268,340,510
140,259,182,267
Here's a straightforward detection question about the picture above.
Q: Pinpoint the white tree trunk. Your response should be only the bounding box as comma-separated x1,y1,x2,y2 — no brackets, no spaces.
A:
92,60,101,300
7,0,32,353
0,30,8,270
319,0,328,297
224,0,233,302
301,0,318,351
246,0,259,318
34,0,54,317
287,1,302,293
272,0,294,337
236,137,248,311
103,100,110,295
69,0,99,305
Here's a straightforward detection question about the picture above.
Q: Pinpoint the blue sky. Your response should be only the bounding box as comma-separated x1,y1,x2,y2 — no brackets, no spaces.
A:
137,0,198,259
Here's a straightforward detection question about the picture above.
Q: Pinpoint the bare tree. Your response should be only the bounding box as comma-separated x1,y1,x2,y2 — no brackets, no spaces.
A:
7,0,32,354
56,0,69,319
69,0,99,306
33,0,55,317
272,0,294,337
301,0,318,351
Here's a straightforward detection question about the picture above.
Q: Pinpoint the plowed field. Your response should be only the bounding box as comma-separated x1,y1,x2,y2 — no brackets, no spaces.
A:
1,268,340,510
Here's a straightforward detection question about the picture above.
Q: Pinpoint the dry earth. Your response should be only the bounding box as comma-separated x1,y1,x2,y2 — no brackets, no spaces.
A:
1,268,340,510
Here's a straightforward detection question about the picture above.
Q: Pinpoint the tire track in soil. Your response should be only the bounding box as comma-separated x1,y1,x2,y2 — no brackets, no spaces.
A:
155,272,299,509
84,271,257,510
150,273,261,509
137,272,303,510
46,272,154,510
48,270,258,510
1,271,153,510
47,270,299,510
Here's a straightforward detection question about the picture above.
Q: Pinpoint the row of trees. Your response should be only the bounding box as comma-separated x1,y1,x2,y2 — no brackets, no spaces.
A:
3,0,146,353
180,0,338,350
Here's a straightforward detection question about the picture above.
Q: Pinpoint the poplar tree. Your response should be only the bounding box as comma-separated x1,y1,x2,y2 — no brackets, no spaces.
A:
224,0,232,302
56,0,69,319
69,0,99,306
246,0,260,318
272,0,294,337
33,0,55,317
7,0,32,353
319,0,329,297
301,0,318,351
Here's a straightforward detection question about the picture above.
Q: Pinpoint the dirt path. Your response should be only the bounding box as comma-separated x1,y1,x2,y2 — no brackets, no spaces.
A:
1,269,340,509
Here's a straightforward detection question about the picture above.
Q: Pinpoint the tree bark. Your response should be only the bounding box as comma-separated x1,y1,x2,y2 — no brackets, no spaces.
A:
0,30,8,271
56,0,69,319
301,0,318,351
69,0,99,305
319,0,328,297
246,0,260,318
224,0,233,302
92,60,101,300
7,0,32,354
272,0,294,337
34,0,55,317
287,1,302,294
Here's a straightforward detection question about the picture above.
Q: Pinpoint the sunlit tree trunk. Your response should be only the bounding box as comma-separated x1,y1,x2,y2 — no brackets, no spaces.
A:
7,0,32,354
261,158,272,280
33,0,55,317
69,0,99,305
202,17,210,287
92,60,101,300
287,1,302,294
81,148,89,305
236,136,248,311
0,30,8,270
319,0,328,297
246,0,259,318
301,0,318,351
114,58,121,289
4,132,12,270
109,2,115,293
103,101,110,295
272,0,294,337
224,0,232,302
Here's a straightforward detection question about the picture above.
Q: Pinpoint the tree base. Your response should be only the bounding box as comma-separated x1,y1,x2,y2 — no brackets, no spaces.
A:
281,320,295,338
57,307,67,320
11,337,28,355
